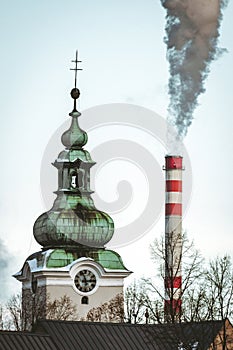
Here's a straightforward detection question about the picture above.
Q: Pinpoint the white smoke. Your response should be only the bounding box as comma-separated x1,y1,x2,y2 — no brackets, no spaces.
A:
161,0,229,149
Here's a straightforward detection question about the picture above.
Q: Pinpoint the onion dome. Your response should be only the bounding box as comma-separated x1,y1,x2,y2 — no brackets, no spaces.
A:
33,52,114,249
61,112,88,149
33,196,114,248
61,88,88,149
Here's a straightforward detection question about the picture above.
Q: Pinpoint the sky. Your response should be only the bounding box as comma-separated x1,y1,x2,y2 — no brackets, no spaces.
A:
0,0,232,302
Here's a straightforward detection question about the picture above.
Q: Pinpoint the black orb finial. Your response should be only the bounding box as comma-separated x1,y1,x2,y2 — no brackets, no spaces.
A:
70,87,80,100
70,50,82,113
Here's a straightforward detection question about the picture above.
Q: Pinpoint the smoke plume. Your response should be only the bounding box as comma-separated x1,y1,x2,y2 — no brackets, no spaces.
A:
161,0,229,146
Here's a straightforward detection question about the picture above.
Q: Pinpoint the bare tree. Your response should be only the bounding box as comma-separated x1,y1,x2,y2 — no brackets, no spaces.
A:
5,291,77,331
143,295,164,324
85,293,124,323
21,287,46,331
124,280,147,324
123,233,204,324
6,293,22,331
46,295,77,321
205,256,233,321
147,232,204,323
181,284,210,322
125,237,233,348
205,255,233,349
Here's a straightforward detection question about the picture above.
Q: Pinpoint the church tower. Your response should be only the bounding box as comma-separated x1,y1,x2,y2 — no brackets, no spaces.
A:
14,52,131,329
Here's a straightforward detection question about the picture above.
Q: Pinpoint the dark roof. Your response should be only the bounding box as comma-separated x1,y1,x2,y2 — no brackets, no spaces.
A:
0,319,231,350
0,330,57,350
34,319,228,350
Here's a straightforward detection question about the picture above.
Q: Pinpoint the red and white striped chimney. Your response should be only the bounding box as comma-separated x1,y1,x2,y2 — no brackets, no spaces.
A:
164,155,183,322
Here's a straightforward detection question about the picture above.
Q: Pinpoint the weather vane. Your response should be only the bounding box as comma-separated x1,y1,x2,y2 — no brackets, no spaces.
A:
70,50,82,89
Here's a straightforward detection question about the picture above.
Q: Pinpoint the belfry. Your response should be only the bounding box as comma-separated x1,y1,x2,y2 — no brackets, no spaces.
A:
14,52,131,329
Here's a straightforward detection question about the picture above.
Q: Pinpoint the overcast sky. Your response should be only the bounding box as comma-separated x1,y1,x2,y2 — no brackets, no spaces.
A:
0,0,232,301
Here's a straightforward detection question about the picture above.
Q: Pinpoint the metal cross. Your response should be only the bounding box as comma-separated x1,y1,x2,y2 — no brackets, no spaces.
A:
70,50,82,88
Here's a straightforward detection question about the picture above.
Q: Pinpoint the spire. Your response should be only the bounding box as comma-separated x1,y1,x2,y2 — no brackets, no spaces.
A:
62,51,87,149
33,53,114,249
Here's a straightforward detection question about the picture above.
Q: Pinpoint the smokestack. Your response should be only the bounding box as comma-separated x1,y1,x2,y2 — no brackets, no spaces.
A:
164,155,183,322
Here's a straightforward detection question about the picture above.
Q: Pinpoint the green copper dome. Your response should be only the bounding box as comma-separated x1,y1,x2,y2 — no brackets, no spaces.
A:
61,110,88,149
33,201,114,248
33,81,114,249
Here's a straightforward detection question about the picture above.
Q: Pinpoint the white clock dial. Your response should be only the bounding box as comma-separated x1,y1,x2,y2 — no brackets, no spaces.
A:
74,269,97,293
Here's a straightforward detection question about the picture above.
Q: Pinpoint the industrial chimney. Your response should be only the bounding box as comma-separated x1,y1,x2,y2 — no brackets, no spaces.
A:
164,155,183,322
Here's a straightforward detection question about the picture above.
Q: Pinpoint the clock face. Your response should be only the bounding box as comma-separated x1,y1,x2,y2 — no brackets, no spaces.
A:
74,269,97,293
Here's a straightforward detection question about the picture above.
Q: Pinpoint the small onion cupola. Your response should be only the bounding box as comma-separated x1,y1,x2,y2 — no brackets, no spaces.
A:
33,52,114,249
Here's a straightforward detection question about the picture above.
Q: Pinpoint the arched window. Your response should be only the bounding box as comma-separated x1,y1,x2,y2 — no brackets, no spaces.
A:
70,171,77,189
78,170,84,189
81,296,89,305
31,274,37,294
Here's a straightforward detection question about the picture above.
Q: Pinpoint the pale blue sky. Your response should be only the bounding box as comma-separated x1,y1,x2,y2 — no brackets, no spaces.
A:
0,0,232,301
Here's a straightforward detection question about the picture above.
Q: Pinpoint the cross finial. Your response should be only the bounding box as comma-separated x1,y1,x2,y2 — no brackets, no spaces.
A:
69,51,82,115
70,50,82,89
